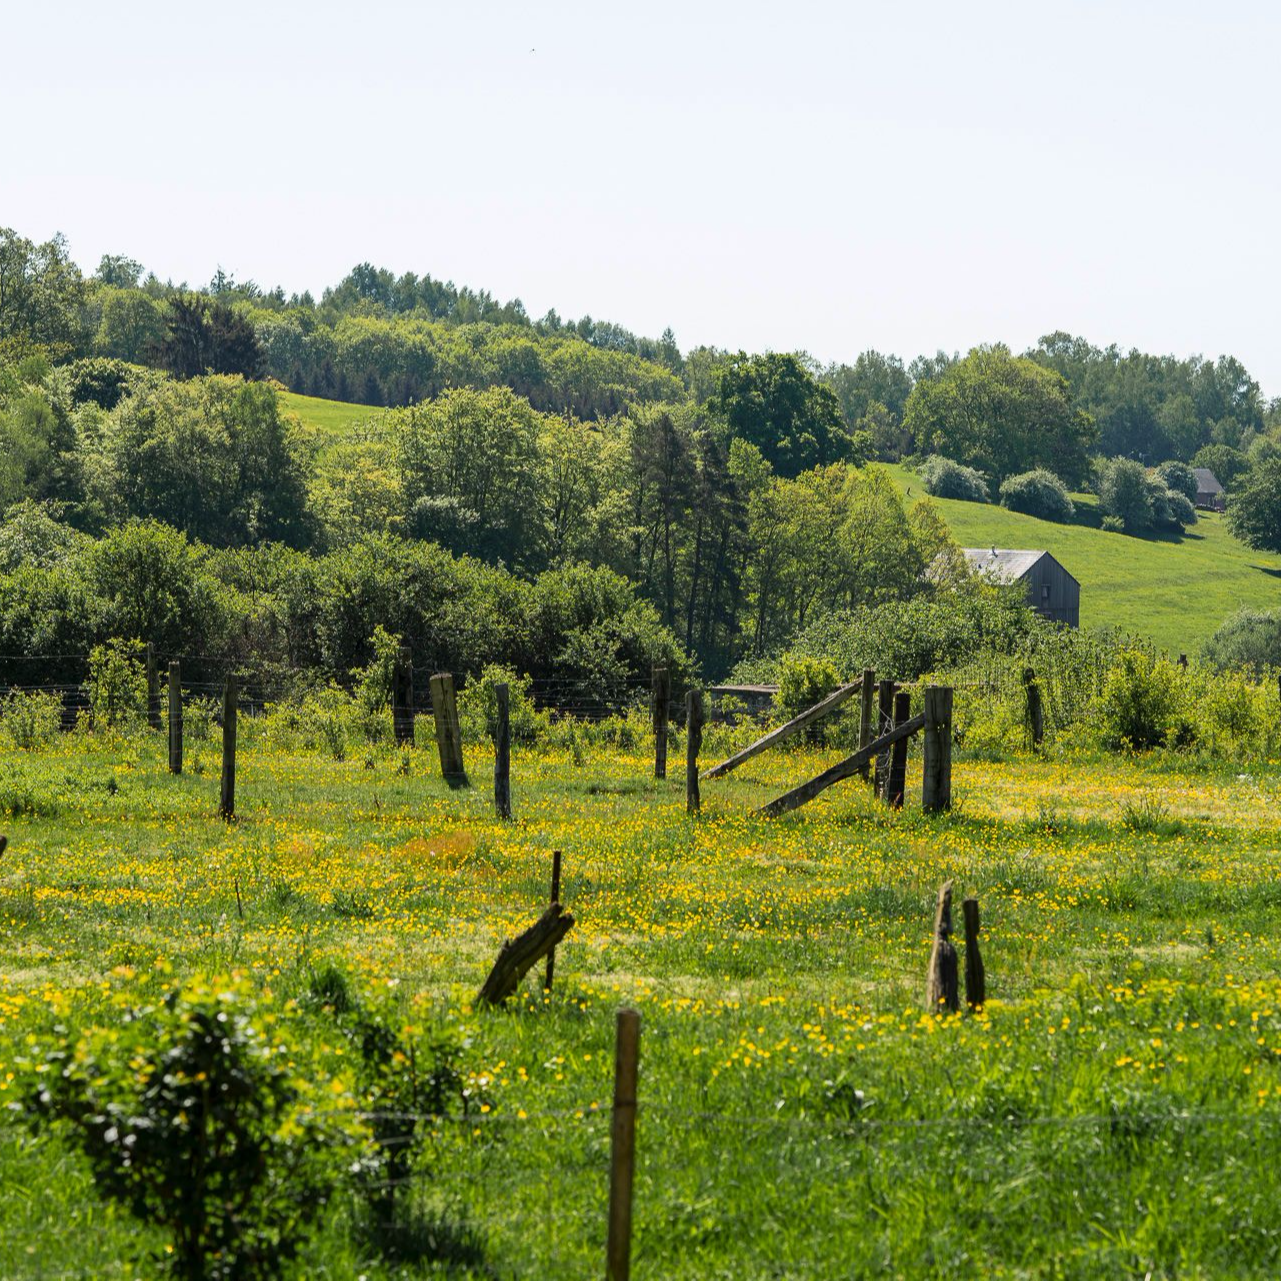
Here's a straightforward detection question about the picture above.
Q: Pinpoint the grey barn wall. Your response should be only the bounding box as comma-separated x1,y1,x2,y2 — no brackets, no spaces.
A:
1021,554,1079,628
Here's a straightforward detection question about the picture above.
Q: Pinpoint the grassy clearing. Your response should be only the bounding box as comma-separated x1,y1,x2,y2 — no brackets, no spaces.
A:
2,727,1281,1277
888,463,1281,656
280,389,387,440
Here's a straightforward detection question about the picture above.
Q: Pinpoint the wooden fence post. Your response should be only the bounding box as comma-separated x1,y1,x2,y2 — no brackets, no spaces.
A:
429,673,466,783
219,674,238,820
167,661,182,775
922,685,953,813
887,690,911,808
494,682,512,820
963,895,985,1010
393,645,414,745
873,679,895,798
145,643,161,732
857,667,876,780
926,881,959,1012
686,689,704,816
606,1008,641,1281
1023,666,1044,749
652,666,669,780
544,849,562,992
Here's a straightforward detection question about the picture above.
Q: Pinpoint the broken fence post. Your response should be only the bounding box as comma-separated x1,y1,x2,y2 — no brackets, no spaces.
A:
926,880,959,1013
429,672,467,783
606,1007,641,1281
477,903,575,1005
963,895,985,1010
922,685,953,813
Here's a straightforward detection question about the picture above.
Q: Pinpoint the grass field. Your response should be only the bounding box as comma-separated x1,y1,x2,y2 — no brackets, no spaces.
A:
280,389,388,440
3,722,1281,1277
888,464,1281,656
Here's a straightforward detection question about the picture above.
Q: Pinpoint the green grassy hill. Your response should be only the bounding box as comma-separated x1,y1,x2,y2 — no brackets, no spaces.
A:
887,464,1281,655
279,389,387,439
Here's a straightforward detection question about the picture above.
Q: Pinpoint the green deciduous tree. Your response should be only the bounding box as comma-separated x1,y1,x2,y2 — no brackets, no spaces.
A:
1227,457,1281,553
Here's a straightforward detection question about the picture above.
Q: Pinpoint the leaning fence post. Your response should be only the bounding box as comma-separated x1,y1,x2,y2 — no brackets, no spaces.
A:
857,667,876,780
873,678,895,797
887,689,911,808
922,685,953,813
652,666,670,780
393,645,414,745
145,643,161,732
926,880,959,1012
167,661,182,775
429,673,466,783
606,1008,641,1281
963,895,985,1010
494,682,512,820
686,689,704,815
1023,666,1044,749
219,674,238,820
544,849,562,992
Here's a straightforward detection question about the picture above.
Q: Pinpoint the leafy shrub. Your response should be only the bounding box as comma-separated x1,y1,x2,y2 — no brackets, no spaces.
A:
998,469,1075,522
1155,460,1198,503
353,623,402,713
1164,490,1196,529
1101,514,1125,533
86,638,146,729
919,456,989,503
1191,442,1248,490
1204,607,1281,675
458,664,549,744
1,689,62,749
23,978,362,1280
1097,648,1190,750
1096,458,1153,533
777,654,842,745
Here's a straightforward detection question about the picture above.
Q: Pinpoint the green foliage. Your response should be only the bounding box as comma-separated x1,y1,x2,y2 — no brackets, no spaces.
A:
156,293,264,380
0,227,86,360
1227,456,1281,553
23,978,361,1280
0,689,62,749
1101,514,1125,533
1098,647,1190,750
85,639,146,729
919,455,989,502
777,655,841,744
1191,442,1248,489
353,624,401,713
1203,607,1281,675
1096,457,1154,532
1155,459,1197,502
458,664,547,744
998,469,1075,522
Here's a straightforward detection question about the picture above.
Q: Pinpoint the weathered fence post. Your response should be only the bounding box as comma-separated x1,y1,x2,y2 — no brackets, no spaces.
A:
1178,653,1188,671
887,689,911,808
219,674,238,820
167,661,182,775
922,685,953,813
393,645,414,745
873,678,895,797
494,682,512,820
963,895,985,1010
429,673,466,783
544,849,562,992
926,880,959,1012
606,1008,641,1281
145,643,162,732
1023,666,1044,749
857,667,876,780
652,666,670,780
686,689,704,816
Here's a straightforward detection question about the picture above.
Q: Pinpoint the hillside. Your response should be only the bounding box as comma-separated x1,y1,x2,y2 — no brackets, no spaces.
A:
280,389,386,439
889,464,1281,655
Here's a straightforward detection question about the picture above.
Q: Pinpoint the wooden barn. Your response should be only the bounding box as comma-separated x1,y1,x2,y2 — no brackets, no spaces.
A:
1192,468,1226,511
962,548,1080,628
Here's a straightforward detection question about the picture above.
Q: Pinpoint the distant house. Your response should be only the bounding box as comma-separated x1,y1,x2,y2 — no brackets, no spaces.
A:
1192,468,1226,511
962,548,1080,628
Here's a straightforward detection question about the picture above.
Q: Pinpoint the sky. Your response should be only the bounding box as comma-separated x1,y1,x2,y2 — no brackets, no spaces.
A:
4,0,1280,389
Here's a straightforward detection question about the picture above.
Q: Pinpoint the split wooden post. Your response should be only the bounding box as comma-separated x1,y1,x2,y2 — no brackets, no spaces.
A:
1023,666,1044,749
219,674,238,820
652,666,670,780
686,689,704,816
926,881,959,1013
963,895,985,1010
873,679,896,797
167,661,182,775
477,903,575,1004
494,682,512,820
393,645,414,745
922,685,953,813
857,667,876,780
606,1008,641,1281
429,673,466,783
886,690,911,808
544,849,562,992
145,643,161,732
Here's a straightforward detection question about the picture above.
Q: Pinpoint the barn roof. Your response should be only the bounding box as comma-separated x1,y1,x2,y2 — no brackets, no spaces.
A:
962,548,1076,584
1192,467,1224,494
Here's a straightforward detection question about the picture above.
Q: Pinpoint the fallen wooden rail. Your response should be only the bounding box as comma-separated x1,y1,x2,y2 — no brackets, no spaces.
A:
702,679,862,780
478,902,575,1004
754,712,925,817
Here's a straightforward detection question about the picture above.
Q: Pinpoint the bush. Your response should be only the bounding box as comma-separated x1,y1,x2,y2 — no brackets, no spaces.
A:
1,689,62,748
1163,490,1196,529
919,456,989,503
1191,443,1249,490
1203,607,1281,675
85,638,146,730
24,978,363,1280
1097,647,1190,750
1096,457,1153,532
458,664,548,744
1101,514,1125,533
998,469,1075,522
1155,460,1197,503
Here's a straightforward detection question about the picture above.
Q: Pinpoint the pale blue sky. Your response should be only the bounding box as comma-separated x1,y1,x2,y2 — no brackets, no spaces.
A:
5,1,1280,387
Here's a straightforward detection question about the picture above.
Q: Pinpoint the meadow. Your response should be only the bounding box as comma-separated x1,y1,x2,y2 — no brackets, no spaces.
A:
3,713,1281,1278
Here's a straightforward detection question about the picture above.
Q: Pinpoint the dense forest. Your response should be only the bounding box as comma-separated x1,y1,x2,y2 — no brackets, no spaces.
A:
3,223,1281,689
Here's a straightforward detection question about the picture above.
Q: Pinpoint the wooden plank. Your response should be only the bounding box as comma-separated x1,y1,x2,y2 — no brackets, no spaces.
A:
477,902,575,1004
701,678,863,780
754,713,925,818
429,672,466,782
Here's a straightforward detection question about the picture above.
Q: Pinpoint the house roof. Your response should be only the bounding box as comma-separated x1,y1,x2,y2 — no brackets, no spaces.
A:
962,548,1075,584
1192,468,1224,494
